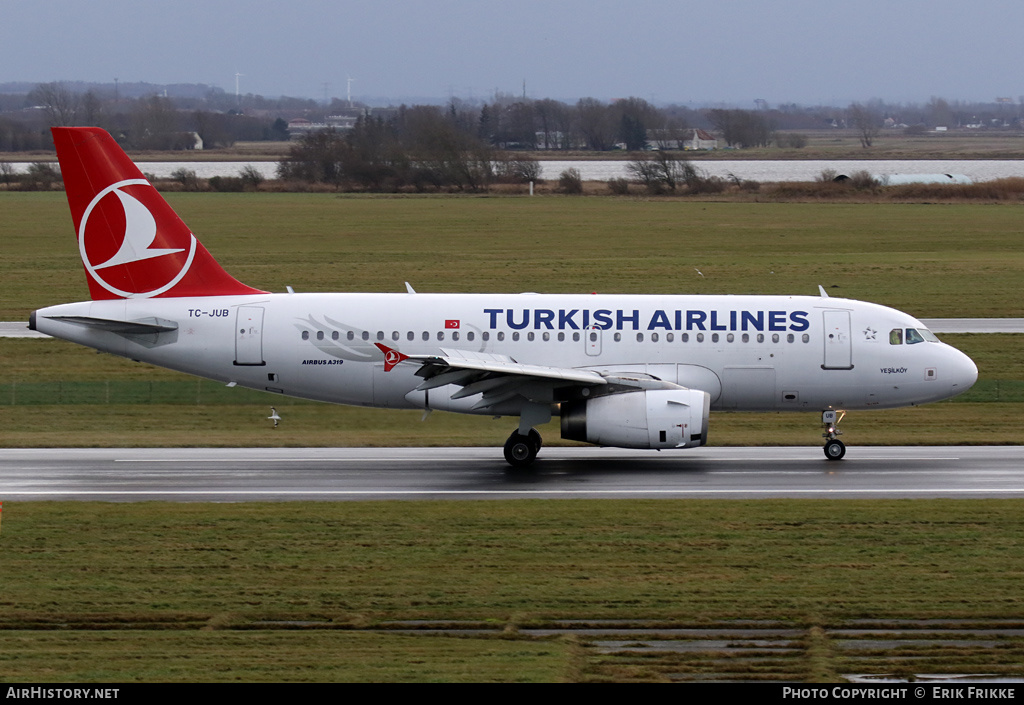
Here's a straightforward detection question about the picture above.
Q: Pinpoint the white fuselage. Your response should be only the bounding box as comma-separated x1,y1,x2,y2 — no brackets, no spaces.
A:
33,292,979,415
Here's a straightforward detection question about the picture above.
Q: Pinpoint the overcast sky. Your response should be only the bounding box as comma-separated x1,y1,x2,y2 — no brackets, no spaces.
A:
4,0,1022,106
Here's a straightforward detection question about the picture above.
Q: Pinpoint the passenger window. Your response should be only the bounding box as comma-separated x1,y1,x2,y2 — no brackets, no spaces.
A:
636,333,644,342
557,332,564,342
497,332,505,341
301,331,309,340
332,331,339,341
651,333,659,342
890,328,903,345
437,331,444,341
407,331,414,341
392,331,399,341
453,331,460,341
512,332,520,341
711,333,719,343
316,331,324,340
467,332,475,341
422,331,429,341
361,331,369,341
666,333,674,342
348,331,354,341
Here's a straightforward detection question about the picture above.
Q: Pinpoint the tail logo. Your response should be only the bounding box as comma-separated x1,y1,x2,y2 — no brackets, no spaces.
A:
78,179,197,298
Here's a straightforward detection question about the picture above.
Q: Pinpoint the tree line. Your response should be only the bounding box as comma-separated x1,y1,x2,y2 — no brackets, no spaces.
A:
3,81,1024,154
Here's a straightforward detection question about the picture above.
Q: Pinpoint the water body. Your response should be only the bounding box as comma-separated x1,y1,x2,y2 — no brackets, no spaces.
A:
9,159,1024,183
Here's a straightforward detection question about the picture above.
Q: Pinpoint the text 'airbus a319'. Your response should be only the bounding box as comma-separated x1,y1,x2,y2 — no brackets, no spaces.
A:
30,127,979,467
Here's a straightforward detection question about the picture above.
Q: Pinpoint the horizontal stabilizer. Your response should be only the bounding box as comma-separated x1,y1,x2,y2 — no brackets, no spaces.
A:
44,315,179,335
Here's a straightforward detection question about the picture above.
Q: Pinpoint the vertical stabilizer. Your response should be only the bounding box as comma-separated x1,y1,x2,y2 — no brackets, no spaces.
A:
52,127,266,299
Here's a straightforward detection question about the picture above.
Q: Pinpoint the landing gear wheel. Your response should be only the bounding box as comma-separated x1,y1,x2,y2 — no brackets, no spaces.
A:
528,428,542,453
824,439,846,461
504,430,541,469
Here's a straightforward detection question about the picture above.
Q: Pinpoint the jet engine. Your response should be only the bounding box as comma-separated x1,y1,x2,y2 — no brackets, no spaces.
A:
560,389,710,449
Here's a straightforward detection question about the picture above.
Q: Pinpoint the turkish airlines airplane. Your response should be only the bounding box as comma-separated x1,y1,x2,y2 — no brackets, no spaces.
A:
31,127,978,467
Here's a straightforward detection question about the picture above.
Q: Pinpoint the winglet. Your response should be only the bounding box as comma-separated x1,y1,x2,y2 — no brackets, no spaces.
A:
374,343,409,372
818,285,830,298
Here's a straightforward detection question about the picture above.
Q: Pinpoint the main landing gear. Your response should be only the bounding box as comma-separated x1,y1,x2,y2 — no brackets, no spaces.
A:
821,408,846,460
504,428,542,468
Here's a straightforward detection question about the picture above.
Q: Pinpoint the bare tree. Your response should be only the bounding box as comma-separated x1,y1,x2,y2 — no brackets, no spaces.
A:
29,82,79,126
848,103,881,148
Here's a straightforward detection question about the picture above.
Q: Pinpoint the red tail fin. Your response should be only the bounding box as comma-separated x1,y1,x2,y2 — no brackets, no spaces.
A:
53,127,266,299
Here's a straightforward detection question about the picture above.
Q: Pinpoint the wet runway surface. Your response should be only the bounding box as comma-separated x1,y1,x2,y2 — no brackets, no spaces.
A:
2,446,1023,501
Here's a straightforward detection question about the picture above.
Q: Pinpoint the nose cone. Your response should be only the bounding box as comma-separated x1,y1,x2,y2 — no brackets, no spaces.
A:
948,347,979,398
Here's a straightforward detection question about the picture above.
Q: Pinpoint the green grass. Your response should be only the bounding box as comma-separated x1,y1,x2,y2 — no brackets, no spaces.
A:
4,500,1023,623
2,500,1024,681
4,193,1024,319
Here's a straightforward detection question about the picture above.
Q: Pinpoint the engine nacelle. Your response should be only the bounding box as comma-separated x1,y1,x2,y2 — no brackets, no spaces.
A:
560,389,710,449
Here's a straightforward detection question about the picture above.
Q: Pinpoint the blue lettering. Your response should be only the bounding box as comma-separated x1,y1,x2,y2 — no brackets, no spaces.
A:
617,309,640,330
687,310,707,331
484,308,502,329
674,310,683,330
593,310,613,330
710,311,728,331
507,309,530,330
768,310,787,331
741,310,764,331
559,309,580,330
534,309,555,329
648,310,672,330
790,310,810,331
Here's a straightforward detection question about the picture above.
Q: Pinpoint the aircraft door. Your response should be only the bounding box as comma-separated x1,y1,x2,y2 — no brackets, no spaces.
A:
585,326,602,356
235,306,265,366
822,310,853,370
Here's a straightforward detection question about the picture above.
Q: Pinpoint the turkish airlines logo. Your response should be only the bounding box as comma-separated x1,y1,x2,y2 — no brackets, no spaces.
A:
78,179,197,298
374,343,409,371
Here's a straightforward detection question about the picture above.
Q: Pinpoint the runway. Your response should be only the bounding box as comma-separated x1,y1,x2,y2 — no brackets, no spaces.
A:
2,446,1023,501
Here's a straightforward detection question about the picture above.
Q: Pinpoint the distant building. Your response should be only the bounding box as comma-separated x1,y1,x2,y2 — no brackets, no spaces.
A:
683,129,718,150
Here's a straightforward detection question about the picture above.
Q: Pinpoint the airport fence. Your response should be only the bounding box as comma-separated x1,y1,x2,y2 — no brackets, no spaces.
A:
1,379,1021,406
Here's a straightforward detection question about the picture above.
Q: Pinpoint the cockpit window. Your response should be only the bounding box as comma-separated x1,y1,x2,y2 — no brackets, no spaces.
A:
919,328,940,342
889,328,903,345
905,328,926,345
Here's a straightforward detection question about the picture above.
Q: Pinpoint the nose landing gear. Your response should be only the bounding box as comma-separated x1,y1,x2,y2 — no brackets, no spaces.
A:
822,408,846,460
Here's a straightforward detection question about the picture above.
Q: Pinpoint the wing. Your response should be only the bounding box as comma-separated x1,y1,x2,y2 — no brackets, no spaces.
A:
374,343,681,413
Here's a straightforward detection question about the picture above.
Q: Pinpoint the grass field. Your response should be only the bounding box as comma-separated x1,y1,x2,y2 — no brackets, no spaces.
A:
2,192,1023,681
1,500,1024,682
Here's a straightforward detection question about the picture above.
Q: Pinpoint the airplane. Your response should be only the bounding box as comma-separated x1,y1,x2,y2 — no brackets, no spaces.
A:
30,127,979,467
